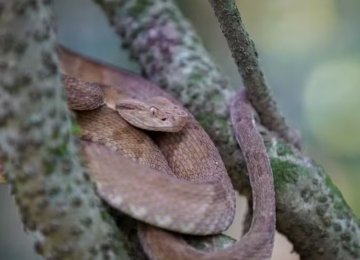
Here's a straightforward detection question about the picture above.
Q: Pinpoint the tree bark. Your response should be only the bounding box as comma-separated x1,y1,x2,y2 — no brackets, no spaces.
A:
207,0,300,149
0,1,130,259
93,0,360,259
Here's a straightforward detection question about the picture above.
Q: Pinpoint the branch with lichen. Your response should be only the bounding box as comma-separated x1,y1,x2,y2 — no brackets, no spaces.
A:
207,0,301,149
93,0,360,259
0,1,130,259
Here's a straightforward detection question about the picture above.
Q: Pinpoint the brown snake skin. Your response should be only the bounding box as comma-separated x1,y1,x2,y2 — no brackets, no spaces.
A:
63,47,275,259
0,46,276,259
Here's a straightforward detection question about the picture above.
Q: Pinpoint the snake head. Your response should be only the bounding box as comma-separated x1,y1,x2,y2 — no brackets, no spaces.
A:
116,97,188,132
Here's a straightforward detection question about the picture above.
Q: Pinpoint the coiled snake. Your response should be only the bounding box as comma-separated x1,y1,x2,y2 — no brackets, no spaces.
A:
62,46,276,260
1,47,276,260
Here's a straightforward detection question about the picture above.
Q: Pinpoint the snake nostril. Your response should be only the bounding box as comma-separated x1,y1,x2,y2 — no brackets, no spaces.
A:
161,118,167,121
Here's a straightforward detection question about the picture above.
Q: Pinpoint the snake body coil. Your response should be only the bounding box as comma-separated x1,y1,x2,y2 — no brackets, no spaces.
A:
61,46,276,260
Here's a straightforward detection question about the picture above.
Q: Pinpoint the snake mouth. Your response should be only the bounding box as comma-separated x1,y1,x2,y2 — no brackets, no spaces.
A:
152,121,187,132
116,104,139,111
136,119,187,132
145,126,185,132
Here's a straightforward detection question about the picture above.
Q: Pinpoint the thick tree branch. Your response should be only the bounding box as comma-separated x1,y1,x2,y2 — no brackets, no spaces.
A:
0,1,130,259
93,0,360,259
207,0,300,149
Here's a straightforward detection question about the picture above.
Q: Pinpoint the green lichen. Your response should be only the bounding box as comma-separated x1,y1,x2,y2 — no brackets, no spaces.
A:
270,158,299,190
216,117,229,131
43,157,55,176
101,209,114,224
72,123,81,135
324,174,347,204
50,143,69,157
275,141,294,156
211,92,226,105
188,72,204,85
127,0,151,17
194,112,214,131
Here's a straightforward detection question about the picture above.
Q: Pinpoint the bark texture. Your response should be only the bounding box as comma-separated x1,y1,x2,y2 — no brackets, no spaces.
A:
207,0,300,149
93,0,360,259
0,1,130,259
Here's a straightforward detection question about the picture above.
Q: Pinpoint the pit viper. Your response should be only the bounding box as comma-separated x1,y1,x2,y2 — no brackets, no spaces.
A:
0,46,276,260
61,46,276,260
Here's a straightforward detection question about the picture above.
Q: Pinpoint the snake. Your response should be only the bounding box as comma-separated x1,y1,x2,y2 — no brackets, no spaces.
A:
61,46,276,260
1,46,276,259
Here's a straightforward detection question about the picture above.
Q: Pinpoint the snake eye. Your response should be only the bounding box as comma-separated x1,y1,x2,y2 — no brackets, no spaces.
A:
150,107,157,116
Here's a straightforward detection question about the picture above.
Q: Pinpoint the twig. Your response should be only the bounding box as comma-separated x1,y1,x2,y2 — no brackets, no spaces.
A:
207,0,301,149
0,1,129,259
93,0,360,259
0,159,4,183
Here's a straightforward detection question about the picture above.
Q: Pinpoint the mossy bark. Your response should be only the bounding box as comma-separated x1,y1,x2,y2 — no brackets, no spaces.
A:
93,0,360,259
0,1,130,259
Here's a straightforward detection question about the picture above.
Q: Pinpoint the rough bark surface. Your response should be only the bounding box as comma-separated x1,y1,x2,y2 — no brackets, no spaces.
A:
207,0,301,149
0,1,130,259
93,0,360,259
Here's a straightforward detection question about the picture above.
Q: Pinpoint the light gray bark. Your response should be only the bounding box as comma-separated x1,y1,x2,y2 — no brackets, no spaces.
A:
0,1,130,259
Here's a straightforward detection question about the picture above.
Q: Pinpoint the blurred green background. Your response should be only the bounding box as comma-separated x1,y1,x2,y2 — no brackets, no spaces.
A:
1,0,359,259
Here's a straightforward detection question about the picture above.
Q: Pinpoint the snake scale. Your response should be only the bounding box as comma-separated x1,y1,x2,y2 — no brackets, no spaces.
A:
0,46,276,259
61,46,276,260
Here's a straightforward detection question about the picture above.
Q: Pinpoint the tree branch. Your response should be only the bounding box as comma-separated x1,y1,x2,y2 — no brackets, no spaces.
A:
0,160,4,183
0,1,130,259
93,0,360,259
207,0,300,149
